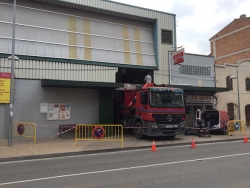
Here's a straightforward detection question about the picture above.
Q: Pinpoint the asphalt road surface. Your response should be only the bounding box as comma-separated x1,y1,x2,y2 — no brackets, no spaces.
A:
0,141,250,188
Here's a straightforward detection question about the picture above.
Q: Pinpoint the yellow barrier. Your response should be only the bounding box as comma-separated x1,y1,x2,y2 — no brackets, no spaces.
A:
13,121,37,144
75,124,123,148
228,120,244,137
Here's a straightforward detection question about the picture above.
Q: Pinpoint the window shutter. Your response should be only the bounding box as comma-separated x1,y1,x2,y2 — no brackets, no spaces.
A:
227,103,234,120
226,76,233,90
246,78,250,91
161,30,172,44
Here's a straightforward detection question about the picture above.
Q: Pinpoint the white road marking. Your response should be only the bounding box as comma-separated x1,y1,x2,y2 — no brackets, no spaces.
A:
0,152,250,186
0,140,244,165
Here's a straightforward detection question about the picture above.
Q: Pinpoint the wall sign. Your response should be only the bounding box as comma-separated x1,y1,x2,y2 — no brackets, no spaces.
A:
185,95,213,104
47,103,71,120
173,48,185,65
92,126,105,139
17,124,25,135
0,72,11,103
40,103,48,113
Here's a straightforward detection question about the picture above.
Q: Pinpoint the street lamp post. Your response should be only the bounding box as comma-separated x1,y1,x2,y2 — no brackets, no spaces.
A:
229,66,241,120
8,0,17,146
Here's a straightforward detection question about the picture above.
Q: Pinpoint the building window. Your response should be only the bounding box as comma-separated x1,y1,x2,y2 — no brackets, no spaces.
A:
227,103,235,120
246,77,250,91
245,105,250,127
179,65,211,76
226,76,233,90
161,30,172,44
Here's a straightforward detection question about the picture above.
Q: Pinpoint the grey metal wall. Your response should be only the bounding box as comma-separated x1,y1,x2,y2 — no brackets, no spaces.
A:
0,79,99,139
170,54,215,87
0,104,6,139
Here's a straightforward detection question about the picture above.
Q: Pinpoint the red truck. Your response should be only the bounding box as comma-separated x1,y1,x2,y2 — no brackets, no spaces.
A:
114,83,186,138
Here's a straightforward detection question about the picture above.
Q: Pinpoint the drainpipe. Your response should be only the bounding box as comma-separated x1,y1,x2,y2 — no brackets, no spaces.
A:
236,66,241,120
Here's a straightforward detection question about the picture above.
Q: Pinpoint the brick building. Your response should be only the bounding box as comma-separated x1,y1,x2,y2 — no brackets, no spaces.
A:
211,14,250,127
210,14,250,65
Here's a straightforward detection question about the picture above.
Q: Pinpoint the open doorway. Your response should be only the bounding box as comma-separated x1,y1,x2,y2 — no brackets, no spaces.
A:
185,106,203,128
116,68,153,84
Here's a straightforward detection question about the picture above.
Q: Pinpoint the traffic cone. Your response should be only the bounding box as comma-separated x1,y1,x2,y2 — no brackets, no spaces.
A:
190,138,197,148
243,134,249,143
151,140,157,152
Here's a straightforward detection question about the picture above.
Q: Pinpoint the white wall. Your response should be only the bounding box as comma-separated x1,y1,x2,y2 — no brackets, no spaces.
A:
170,53,215,87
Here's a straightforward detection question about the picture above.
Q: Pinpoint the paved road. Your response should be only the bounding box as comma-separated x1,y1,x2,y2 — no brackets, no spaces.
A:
0,141,250,188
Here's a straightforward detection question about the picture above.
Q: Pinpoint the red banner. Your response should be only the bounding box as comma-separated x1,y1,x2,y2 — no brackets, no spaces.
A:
173,48,185,65
0,72,11,78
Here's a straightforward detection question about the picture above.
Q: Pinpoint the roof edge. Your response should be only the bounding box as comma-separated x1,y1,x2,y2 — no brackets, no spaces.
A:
105,0,176,16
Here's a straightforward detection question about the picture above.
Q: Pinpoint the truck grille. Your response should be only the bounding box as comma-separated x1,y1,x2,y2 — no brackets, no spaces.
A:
152,114,183,124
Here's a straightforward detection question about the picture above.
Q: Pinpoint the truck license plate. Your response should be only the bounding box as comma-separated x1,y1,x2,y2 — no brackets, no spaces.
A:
166,125,178,128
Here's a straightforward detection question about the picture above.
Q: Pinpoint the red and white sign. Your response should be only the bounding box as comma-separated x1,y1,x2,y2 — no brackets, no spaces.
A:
0,72,11,79
173,48,185,65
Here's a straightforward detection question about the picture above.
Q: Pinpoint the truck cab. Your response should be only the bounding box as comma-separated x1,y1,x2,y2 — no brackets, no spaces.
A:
114,83,186,138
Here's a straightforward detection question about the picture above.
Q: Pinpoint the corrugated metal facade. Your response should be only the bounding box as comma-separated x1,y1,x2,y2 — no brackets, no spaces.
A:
0,2,156,67
47,0,177,84
0,58,117,82
1,0,176,84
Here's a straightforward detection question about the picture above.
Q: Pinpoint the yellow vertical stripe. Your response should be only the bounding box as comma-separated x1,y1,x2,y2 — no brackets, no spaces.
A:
68,16,77,59
134,28,143,65
83,19,92,61
122,26,131,64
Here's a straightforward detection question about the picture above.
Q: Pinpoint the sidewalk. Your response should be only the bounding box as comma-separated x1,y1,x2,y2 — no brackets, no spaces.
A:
1,128,249,162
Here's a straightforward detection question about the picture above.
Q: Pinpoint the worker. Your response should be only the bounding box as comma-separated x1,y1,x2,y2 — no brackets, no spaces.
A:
128,96,136,115
144,71,152,83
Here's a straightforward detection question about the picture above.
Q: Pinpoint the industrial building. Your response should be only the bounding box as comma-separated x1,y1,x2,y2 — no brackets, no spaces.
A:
0,0,178,138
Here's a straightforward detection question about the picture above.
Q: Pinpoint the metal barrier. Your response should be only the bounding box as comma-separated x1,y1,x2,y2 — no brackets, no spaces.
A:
75,124,123,147
13,121,37,144
228,120,244,137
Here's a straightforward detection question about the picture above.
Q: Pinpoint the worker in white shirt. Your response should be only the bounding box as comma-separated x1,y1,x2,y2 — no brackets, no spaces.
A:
144,71,152,83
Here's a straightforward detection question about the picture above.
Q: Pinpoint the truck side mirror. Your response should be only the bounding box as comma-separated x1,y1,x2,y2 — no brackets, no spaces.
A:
140,92,147,104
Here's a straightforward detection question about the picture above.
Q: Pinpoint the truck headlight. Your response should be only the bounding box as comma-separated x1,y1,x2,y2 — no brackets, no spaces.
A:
151,124,158,129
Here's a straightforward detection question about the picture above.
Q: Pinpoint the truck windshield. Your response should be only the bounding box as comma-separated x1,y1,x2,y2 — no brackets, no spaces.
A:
149,90,184,108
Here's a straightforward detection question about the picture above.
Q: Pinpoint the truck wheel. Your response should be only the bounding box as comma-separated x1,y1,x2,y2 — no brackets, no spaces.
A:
135,121,144,139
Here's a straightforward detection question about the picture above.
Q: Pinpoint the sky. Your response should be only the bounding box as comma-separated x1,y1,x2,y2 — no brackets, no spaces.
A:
112,0,250,55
